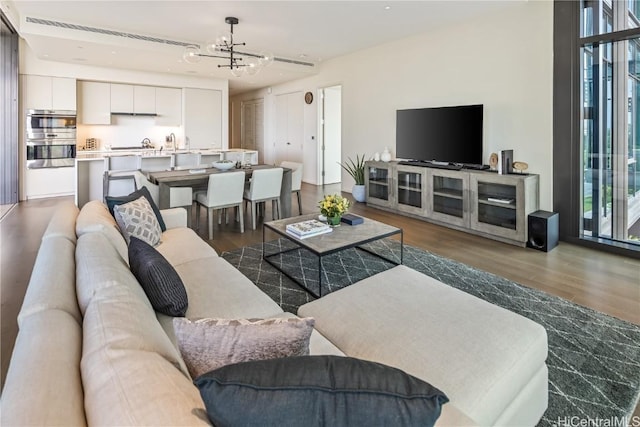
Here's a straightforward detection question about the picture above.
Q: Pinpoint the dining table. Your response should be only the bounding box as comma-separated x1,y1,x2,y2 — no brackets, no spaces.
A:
147,164,293,218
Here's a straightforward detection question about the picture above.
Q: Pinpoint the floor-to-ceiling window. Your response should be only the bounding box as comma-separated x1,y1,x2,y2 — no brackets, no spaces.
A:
1,11,19,205
580,0,640,247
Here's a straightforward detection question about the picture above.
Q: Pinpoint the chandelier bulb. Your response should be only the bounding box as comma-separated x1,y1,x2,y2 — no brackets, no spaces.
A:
183,45,201,64
259,51,275,67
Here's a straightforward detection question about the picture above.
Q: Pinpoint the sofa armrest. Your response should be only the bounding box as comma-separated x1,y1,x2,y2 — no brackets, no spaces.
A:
160,208,187,229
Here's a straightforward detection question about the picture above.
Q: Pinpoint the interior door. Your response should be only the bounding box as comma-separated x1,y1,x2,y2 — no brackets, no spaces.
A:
275,92,303,164
321,85,342,184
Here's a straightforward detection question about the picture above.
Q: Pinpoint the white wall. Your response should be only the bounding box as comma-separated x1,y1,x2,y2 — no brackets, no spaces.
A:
231,1,554,210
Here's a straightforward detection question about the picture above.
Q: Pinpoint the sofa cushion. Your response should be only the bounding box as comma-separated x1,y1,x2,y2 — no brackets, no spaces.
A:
129,236,188,317
298,265,548,426
76,200,129,263
113,196,162,246
105,186,166,231
1,310,87,426
157,256,284,348
18,237,81,326
174,317,314,379
195,355,449,427
76,232,137,315
275,312,346,356
41,201,79,243
155,227,219,267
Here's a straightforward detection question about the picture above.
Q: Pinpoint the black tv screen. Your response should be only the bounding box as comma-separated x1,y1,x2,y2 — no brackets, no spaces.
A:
395,104,483,165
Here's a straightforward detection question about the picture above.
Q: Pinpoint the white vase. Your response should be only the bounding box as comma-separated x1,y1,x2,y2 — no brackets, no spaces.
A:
381,147,391,162
374,152,380,161
352,184,366,202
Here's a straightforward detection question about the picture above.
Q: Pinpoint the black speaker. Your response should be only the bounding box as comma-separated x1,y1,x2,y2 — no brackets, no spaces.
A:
527,210,559,252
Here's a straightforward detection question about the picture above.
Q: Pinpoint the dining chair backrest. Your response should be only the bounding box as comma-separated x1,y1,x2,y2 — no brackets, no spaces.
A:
133,171,160,205
280,161,303,192
248,168,283,200
205,171,246,207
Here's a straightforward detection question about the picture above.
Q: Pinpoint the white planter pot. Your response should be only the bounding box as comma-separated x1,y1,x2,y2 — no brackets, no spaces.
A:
352,184,366,202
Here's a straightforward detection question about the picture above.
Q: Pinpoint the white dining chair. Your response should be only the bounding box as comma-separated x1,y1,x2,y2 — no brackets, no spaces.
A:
280,161,303,215
195,171,246,240
133,171,193,225
243,168,283,230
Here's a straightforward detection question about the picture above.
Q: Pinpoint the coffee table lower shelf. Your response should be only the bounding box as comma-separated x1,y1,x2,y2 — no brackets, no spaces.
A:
262,216,403,298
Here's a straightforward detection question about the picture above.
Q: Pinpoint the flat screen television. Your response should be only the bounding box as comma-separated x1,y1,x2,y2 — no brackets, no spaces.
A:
395,104,483,165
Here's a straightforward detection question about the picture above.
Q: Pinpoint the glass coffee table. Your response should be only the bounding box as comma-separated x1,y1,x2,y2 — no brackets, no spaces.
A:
263,213,403,297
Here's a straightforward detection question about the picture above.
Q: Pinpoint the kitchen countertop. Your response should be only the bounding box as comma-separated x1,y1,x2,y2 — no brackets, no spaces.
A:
76,148,257,159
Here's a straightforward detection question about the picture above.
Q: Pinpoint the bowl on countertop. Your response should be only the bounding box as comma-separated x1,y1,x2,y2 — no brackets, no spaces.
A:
212,160,235,170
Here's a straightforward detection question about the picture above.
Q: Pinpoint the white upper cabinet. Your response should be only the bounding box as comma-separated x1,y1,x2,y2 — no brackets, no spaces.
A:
134,85,156,114
110,84,134,113
24,75,76,111
183,88,222,149
155,87,182,126
110,84,156,114
78,81,111,125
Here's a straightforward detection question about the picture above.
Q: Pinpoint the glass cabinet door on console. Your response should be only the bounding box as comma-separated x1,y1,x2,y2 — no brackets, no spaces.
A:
365,162,393,207
469,173,539,243
395,165,426,215
427,169,470,228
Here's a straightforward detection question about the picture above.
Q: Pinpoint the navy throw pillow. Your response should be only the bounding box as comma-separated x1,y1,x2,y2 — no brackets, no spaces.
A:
128,236,188,317
194,355,449,427
105,186,166,231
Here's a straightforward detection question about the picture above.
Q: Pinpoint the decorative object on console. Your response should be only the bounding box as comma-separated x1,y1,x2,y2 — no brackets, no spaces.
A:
489,153,499,170
319,194,350,226
286,219,332,239
128,236,188,317
380,147,392,162
194,355,449,427
498,149,513,175
173,317,315,379
182,17,314,77
374,152,381,161
512,161,529,173
341,213,364,225
339,154,366,202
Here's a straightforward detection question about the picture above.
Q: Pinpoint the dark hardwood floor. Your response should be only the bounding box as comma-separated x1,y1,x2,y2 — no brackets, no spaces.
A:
2,184,639,417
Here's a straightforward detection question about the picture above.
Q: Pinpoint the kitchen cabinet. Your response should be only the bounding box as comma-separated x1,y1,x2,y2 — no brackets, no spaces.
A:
110,84,134,113
23,75,76,110
155,87,182,126
78,81,111,125
110,84,156,114
183,88,222,149
25,167,75,199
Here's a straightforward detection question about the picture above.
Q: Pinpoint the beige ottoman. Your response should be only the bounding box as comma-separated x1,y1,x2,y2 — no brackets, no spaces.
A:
298,265,548,426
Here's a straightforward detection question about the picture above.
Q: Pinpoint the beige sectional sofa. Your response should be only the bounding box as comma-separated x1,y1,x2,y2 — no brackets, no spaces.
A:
1,200,547,426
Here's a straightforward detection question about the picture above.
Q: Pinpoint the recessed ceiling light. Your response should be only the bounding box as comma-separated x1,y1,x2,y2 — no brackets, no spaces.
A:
72,58,87,62
384,5,391,10
111,51,116,55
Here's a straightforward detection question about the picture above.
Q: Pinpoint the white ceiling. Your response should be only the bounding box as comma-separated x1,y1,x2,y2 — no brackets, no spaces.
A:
2,0,520,95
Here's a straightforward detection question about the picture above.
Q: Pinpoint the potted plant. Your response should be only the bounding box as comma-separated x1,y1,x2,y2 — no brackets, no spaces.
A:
319,194,350,226
339,154,366,202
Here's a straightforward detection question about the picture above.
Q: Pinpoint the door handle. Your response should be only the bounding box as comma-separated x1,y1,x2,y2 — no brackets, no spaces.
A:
286,142,291,145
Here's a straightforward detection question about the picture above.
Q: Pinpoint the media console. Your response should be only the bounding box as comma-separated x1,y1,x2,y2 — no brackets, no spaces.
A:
365,161,539,246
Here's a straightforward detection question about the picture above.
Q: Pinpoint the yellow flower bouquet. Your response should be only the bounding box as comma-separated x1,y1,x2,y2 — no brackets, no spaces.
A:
319,194,350,225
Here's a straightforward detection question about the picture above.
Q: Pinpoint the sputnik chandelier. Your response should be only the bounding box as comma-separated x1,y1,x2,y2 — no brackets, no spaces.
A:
183,16,314,77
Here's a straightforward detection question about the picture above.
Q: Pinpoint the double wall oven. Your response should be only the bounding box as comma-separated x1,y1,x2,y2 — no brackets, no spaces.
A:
26,109,77,168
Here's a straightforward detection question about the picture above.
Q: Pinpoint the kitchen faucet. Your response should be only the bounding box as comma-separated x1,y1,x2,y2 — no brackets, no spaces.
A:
168,133,177,152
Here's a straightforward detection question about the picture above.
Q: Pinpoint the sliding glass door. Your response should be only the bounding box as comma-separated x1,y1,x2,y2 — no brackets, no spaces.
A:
580,0,640,246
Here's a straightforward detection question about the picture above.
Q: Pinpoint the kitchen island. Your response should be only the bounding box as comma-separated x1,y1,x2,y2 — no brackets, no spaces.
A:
75,148,258,207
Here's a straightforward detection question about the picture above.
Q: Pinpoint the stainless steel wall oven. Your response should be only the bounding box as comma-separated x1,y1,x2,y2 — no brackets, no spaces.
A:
26,109,77,168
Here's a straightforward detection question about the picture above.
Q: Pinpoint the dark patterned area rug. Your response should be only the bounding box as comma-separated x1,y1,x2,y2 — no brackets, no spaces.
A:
222,238,640,426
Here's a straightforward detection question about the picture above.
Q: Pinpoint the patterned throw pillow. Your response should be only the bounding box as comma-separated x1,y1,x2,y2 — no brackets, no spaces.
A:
173,317,315,379
129,236,188,317
113,196,162,246
105,186,166,231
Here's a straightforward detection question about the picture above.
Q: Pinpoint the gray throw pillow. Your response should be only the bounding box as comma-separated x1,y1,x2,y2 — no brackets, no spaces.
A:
128,236,188,317
195,355,449,427
113,196,162,246
173,317,315,379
